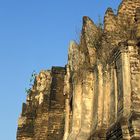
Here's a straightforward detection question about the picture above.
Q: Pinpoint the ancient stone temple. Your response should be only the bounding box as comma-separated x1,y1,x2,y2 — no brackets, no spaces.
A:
17,0,140,139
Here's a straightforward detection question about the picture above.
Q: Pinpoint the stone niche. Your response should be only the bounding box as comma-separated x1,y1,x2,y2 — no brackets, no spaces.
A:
17,0,140,140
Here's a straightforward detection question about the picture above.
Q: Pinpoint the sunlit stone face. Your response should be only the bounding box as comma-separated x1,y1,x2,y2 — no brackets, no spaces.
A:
36,72,47,92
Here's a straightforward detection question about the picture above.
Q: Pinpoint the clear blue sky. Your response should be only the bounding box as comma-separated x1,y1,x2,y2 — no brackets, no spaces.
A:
0,0,121,139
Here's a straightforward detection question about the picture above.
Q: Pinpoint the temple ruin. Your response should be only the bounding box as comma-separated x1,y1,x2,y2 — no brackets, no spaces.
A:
17,0,140,139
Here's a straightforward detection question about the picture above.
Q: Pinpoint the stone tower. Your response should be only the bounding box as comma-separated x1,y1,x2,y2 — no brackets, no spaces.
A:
17,0,140,139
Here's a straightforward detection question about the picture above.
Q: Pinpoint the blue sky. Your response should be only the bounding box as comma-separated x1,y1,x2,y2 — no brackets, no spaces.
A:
0,0,121,139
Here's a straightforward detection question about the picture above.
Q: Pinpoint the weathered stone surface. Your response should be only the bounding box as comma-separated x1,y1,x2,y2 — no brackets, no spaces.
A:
17,67,65,140
17,0,140,140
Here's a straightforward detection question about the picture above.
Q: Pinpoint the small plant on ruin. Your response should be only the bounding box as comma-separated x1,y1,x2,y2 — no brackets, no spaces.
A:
92,16,103,50
25,70,37,95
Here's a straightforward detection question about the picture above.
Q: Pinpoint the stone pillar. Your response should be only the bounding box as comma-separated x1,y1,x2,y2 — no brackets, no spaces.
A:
114,43,131,139
109,65,118,125
63,96,70,140
76,71,94,140
92,62,106,139
115,44,131,119
102,66,110,128
63,66,71,140
113,68,118,122
91,68,98,137
97,63,104,128
67,75,82,140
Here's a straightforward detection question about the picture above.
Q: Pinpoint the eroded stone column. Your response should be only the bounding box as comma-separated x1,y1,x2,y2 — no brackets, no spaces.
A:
97,63,104,128
91,63,105,139
115,45,131,119
114,68,118,122
91,68,98,136
63,96,70,140
102,66,110,129
67,75,82,140
76,71,94,140
109,65,118,125
63,66,71,140
115,44,131,139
